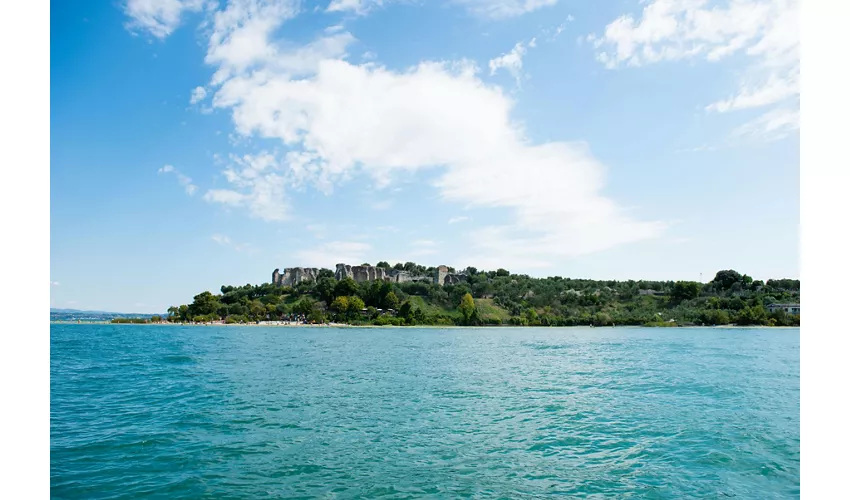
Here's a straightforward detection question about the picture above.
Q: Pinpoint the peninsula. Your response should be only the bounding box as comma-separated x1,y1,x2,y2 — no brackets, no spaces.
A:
159,263,800,327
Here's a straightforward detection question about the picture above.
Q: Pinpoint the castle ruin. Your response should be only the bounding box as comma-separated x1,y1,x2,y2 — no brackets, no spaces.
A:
272,263,465,287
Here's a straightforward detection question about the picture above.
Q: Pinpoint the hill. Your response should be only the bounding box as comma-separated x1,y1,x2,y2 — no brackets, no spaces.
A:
163,266,800,327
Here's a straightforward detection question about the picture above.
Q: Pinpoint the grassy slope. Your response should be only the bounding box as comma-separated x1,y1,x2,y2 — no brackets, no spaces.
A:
406,296,511,321
407,296,461,318
474,298,512,321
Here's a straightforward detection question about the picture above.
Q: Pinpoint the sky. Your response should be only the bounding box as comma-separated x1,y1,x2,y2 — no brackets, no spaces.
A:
50,0,800,313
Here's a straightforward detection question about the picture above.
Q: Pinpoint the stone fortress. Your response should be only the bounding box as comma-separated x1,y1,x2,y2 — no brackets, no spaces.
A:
272,263,466,288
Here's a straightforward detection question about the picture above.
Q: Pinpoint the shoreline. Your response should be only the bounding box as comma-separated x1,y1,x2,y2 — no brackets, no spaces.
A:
49,321,799,329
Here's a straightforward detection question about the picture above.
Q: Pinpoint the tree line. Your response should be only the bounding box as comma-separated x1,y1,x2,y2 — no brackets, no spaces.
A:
160,267,799,327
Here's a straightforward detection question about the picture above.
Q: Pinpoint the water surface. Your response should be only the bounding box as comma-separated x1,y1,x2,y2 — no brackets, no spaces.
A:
51,325,800,498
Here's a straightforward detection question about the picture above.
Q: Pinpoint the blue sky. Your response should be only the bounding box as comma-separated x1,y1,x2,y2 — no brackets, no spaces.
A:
50,0,799,313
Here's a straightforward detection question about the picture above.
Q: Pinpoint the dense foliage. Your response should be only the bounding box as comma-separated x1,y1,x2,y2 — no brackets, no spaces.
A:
164,267,800,327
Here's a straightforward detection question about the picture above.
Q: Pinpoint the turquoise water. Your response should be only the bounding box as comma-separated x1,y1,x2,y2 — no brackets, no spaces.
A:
51,325,799,499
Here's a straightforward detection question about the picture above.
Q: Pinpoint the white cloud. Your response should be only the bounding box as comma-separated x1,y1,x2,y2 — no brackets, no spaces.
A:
705,72,799,113
50,281,60,286
590,0,799,139
456,0,559,19
203,152,290,220
212,234,231,245
211,233,257,253
293,241,372,267
733,107,799,141
124,0,205,39
489,38,536,86
193,0,664,270
190,86,208,104
448,216,470,224
157,164,198,195
327,0,384,15
325,0,557,19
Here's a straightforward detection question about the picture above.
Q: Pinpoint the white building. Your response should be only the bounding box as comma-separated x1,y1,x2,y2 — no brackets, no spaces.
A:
767,303,800,315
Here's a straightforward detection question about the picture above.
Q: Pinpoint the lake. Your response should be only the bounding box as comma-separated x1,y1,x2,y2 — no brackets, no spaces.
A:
51,325,800,498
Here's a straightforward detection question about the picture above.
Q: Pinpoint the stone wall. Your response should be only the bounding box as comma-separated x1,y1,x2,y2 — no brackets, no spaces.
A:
272,267,321,287
273,263,466,287
334,263,429,284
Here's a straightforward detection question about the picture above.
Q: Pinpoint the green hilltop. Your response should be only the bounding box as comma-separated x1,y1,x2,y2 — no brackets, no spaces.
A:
162,265,800,327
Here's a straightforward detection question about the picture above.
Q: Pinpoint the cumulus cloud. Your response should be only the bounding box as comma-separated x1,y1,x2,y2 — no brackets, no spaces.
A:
203,153,289,221
589,0,799,139
189,0,664,269
489,38,536,86
157,164,198,195
124,0,205,38
448,216,470,224
190,86,208,104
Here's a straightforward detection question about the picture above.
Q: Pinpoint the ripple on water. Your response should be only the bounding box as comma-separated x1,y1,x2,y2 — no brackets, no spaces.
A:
51,324,800,499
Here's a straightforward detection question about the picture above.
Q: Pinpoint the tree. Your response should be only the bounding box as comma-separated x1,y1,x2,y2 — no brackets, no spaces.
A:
275,302,289,316
496,268,510,277
736,305,768,326
458,293,478,325
330,296,350,314
524,308,538,325
712,270,743,290
334,277,361,299
250,300,267,320
593,312,612,326
316,276,338,304
307,308,326,324
671,281,702,302
189,291,221,317
384,291,400,311
294,297,316,316
393,262,404,271
347,296,365,314
376,261,391,269
361,263,371,267
399,301,413,321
